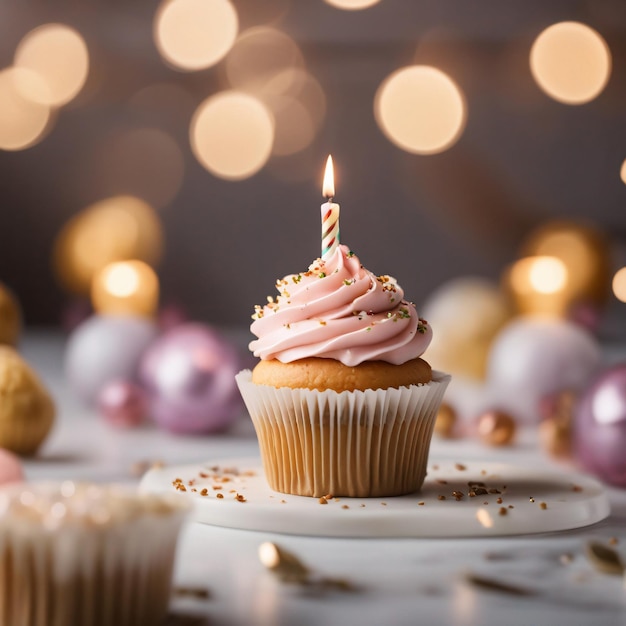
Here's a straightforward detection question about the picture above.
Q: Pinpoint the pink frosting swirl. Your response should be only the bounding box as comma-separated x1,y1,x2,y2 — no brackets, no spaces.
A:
249,245,432,366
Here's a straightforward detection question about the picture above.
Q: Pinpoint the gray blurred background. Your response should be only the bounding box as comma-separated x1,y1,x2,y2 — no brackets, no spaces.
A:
1,0,625,330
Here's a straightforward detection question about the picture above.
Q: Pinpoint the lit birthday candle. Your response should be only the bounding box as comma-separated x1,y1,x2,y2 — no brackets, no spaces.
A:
321,155,340,260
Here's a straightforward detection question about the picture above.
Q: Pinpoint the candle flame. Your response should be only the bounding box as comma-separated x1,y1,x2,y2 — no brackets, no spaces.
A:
322,154,335,198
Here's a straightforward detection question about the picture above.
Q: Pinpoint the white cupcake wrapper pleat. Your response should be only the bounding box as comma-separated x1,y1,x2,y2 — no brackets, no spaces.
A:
236,370,450,498
0,513,186,626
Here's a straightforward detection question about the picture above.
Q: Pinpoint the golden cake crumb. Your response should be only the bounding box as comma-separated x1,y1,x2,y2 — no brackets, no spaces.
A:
498,507,507,516
455,463,467,471
539,502,547,510
319,497,328,504
216,493,224,499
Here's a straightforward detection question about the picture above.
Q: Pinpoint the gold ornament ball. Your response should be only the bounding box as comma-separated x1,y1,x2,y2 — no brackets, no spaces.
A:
422,277,514,380
434,402,457,439
0,283,21,346
53,195,163,296
538,416,572,460
476,410,517,446
0,346,55,455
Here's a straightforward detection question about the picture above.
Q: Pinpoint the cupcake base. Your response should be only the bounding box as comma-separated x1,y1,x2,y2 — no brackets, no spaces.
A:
236,370,450,498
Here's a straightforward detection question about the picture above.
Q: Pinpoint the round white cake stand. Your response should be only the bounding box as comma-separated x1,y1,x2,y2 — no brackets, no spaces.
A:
139,458,610,538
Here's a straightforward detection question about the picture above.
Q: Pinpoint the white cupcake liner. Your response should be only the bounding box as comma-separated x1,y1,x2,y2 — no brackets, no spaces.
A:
0,484,189,626
236,370,450,498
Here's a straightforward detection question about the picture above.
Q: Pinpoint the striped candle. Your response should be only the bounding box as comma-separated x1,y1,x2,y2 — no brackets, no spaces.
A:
321,155,340,261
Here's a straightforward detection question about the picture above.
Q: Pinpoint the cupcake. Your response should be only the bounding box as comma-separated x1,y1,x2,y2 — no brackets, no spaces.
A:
236,244,450,498
0,481,189,626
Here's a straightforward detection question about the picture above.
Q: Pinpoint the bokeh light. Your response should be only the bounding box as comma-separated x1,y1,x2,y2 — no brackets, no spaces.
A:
14,23,89,107
92,260,159,317
324,0,381,9
375,65,466,155
530,21,611,105
528,256,568,294
154,0,238,71
521,221,612,307
620,158,626,185
509,256,568,296
225,27,304,96
92,128,185,210
505,256,569,318
0,67,51,151
612,267,626,303
265,94,315,156
190,91,274,180
54,196,163,295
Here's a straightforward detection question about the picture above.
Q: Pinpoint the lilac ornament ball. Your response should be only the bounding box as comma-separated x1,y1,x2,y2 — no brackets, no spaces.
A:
97,380,148,428
65,315,158,405
139,323,241,434
487,317,601,422
573,363,626,487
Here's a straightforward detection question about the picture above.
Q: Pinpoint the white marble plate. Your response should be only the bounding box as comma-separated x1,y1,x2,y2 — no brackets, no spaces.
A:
139,458,610,538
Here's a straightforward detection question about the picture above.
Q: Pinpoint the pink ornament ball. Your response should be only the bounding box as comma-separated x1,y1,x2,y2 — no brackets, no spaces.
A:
573,363,626,487
139,323,241,434
97,380,148,428
0,448,23,485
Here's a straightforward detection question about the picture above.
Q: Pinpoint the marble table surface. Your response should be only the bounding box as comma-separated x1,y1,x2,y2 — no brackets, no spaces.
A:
19,331,626,626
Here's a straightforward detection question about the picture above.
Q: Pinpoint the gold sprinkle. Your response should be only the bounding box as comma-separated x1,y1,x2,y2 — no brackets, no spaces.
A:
436,479,448,485
496,497,503,504
455,463,467,471
539,502,547,510
341,505,349,510
418,501,425,506
381,502,387,506
235,493,247,502
438,495,446,501
213,485,222,490
609,537,619,546
360,503,366,508
319,497,328,505
498,507,507,516
216,493,224,499
585,541,624,576
200,488,208,496
529,497,535,503
572,484,583,493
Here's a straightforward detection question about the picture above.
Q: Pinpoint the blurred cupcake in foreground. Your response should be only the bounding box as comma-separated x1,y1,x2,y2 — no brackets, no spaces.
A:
0,481,190,626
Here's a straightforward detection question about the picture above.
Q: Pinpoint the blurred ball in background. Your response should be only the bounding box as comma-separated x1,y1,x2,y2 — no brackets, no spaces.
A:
0,283,21,346
53,195,163,296
573,363,626,487
65,314,158,404
140,323,241,434
422,276,514,380
486,317,601,422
